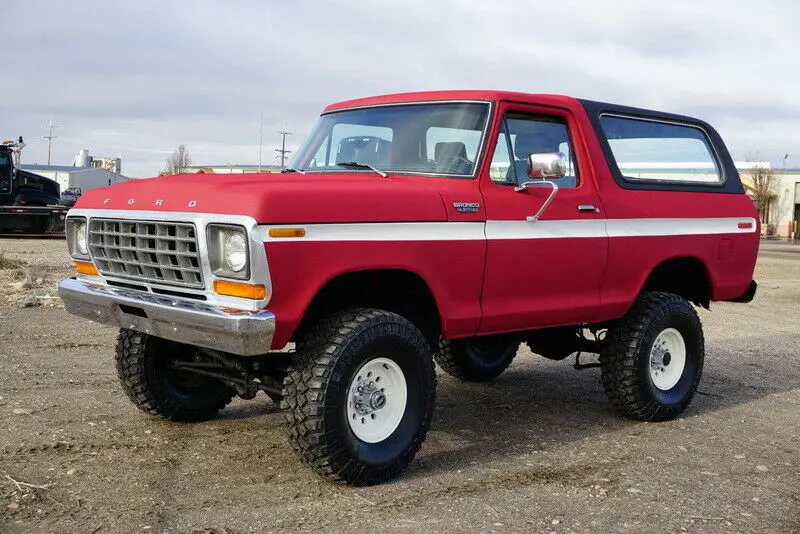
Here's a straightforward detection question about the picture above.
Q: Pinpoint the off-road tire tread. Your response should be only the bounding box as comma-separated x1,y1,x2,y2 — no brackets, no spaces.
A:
115,329,235,422
600,291,704,422
280,308,436,485
433,337,521,382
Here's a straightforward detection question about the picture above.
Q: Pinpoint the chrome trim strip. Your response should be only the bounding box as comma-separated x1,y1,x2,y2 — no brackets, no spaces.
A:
58,278,275,356
321,98,493,114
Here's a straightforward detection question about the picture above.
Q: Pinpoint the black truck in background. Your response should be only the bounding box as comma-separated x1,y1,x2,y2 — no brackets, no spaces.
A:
1,137,68,234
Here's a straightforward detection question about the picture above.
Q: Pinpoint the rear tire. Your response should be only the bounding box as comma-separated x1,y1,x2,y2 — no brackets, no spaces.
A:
600,292,704,421
434,334,520,382
281,308,436,485
115,329,235,422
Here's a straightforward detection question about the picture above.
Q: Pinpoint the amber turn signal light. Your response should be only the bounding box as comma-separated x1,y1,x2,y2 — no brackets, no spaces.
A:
74,261,99,276
213,280,267,299
268,228,306,238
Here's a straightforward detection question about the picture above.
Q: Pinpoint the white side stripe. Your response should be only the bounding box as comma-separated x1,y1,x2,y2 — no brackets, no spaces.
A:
606,218,756,237
259,217,756,243
486,219,605,240
257,222,486,242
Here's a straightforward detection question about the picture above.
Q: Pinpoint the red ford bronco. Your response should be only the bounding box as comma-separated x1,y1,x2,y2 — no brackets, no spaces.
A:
59,91,759,485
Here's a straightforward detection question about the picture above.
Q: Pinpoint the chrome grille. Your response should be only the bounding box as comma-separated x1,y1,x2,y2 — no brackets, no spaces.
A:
88,219,203,289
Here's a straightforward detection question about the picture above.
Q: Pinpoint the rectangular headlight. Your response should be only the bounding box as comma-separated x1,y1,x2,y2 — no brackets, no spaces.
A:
207,224,250,280
65,217,90,260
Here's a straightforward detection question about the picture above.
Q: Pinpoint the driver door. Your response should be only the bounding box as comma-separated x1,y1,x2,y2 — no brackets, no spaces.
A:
478,103,608,333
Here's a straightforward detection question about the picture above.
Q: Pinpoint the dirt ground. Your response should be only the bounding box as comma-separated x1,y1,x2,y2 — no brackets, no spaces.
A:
0,238,798,534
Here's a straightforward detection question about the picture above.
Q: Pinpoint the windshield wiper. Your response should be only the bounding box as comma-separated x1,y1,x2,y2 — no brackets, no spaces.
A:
336,161,388,178
281,167,306,174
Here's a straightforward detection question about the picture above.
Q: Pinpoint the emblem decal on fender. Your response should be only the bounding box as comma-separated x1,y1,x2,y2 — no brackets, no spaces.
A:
155,199,163,206
188,200,198,208
127,198,135,205
453,202,480,213
103,198,110,205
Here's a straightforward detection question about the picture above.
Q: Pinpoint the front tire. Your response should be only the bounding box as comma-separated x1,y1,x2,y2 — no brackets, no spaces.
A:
434,334,521,382
281,308,436,485
115,329,235,422
600,292,705,421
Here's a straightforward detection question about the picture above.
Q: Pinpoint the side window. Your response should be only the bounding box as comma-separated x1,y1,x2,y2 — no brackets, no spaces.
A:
489,121,514,183
600,115,722,184
0,152,11,194
489,114,579,188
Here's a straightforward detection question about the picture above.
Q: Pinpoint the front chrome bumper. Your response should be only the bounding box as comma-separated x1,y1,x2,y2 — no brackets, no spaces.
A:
58,278,275,356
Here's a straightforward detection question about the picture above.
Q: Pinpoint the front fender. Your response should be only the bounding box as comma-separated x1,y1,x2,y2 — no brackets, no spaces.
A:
260,225,486,349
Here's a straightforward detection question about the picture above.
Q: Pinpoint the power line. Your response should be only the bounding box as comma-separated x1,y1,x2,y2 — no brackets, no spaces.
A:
258,113,264,172
275,119,292,168
44,115,58,165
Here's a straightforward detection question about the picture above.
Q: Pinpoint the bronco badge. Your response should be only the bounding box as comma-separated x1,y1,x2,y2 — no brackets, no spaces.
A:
452,202,480,213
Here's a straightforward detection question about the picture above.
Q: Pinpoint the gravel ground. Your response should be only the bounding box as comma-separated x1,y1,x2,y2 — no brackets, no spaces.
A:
0,239,798,534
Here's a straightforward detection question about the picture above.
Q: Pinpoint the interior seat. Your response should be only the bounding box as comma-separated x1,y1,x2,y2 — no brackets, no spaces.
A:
434,142,471,174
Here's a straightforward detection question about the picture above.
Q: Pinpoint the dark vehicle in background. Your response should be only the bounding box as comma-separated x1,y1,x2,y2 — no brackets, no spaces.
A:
0,137,68,234
58,187,82,207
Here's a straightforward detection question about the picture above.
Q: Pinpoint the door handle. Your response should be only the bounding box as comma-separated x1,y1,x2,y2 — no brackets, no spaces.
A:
577,204,600,213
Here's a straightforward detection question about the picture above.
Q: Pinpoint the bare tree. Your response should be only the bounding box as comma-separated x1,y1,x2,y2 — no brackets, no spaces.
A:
163,144,193,175
746,161,776,227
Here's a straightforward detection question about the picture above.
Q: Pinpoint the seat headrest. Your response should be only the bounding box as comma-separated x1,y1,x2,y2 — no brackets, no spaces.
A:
514,133,558,159
336,142,357,163
435,141,467,162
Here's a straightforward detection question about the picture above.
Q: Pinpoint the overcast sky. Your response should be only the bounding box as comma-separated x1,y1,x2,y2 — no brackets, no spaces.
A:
4,0,799,177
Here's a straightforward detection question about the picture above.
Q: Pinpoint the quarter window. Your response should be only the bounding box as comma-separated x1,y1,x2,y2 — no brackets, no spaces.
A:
600,115,722,184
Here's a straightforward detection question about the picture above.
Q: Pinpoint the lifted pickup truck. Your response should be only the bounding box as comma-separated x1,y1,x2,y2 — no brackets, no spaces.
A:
59,91,759,485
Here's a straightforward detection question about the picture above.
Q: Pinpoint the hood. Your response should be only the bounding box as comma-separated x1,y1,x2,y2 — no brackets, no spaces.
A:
74,172,448,223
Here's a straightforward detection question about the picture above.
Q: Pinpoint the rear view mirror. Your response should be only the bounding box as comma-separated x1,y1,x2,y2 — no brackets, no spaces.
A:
527,152,567,179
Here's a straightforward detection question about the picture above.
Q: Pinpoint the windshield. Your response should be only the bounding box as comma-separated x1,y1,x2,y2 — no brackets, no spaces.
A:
0,151,11,194
290,102,491,177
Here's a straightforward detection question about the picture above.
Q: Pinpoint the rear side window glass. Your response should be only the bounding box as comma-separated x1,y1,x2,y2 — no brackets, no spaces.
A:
600,115,723,184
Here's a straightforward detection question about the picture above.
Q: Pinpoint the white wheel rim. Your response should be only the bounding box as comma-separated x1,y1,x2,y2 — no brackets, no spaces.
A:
346,357,407,443
649,328,687,391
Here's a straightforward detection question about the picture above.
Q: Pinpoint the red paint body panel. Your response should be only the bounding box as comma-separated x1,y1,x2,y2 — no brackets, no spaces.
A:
76,173,449,224
477,100,608,333
324,91,579,113
598,191,759,319
265,239,485,347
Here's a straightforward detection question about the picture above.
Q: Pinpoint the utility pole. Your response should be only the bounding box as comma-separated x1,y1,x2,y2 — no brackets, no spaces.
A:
44,115,58,165
258,113,264,172
275,120,292,168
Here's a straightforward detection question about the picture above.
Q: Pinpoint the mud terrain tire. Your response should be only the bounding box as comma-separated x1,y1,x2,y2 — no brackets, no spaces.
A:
601,292,704,421
115,329,235,422
281,308,436,485
434,335,521,382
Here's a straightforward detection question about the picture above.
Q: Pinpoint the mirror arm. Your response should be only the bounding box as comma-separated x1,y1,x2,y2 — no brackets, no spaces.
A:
515,180,559,221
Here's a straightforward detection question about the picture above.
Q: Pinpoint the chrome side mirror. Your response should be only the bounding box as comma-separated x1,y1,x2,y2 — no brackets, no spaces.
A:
527,152,567,179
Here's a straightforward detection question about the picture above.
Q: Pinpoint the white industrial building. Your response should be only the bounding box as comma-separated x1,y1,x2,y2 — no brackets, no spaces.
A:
22,149,131,194
756,170,800,238
183,164,283,174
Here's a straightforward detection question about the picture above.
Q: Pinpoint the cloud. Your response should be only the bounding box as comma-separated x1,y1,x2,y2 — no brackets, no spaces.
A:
5,0,799,176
